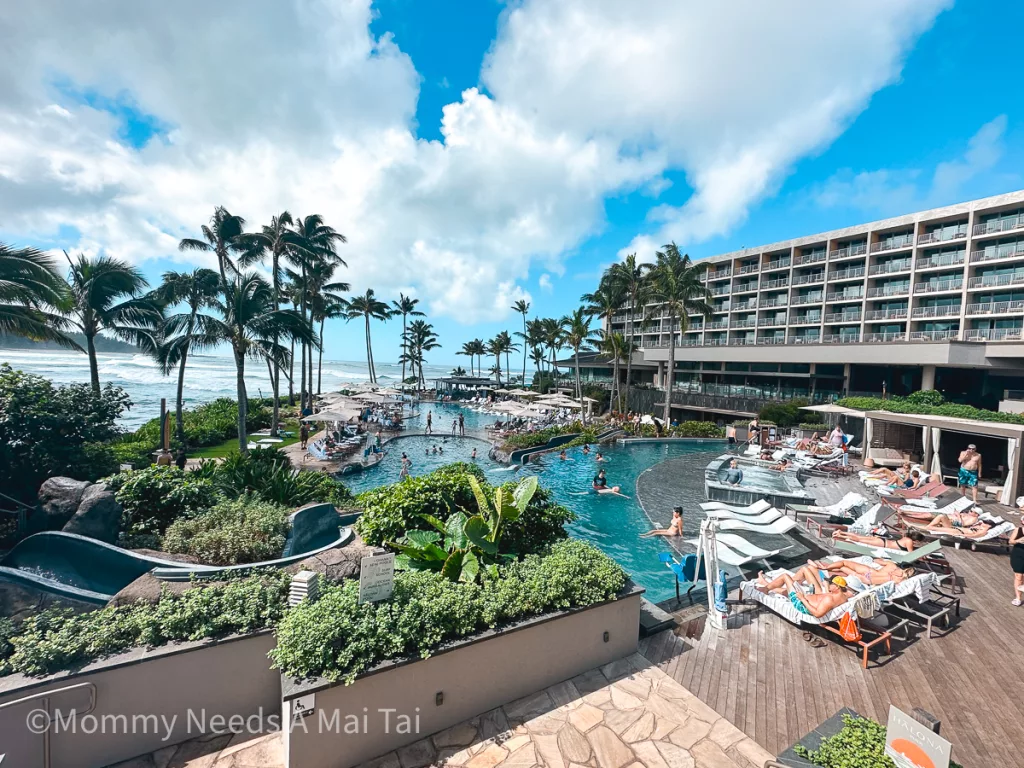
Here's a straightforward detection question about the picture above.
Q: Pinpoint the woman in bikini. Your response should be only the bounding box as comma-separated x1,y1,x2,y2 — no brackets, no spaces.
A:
832,530,918,552
640,507,683,538
925,510,981,530
817,558,914,586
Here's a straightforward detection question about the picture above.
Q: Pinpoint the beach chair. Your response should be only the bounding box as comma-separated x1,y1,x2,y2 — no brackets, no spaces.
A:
882,574,961,639
804,503,891,539
902,517,1015,551
685,533,792,562
882,479,947,501
716,516,799,535
659,552,706,602
894,495,975,517
785,492,866,520
833,539,943,564
703,507,784,525
699,498,772,515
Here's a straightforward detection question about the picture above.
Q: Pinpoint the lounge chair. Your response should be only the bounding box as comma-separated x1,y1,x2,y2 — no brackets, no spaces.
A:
892,494,975,517
882,480,947,500
785,492,866,519
703,508,784,525
804,503,891,539
716,516,799,535
833,539,943,564
902,517,1015,549
685,533,792,561
699,498,772,515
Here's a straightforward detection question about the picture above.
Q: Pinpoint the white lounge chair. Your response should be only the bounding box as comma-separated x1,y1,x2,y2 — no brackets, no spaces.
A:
703,508,784,525
695,538,758,567
716,517,799,535
699,498,772,515
686,534,791,560
802,492,867,517
898,495,975,517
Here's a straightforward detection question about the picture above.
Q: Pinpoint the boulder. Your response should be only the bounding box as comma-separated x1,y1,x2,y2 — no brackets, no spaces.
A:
62,483,122,543
37,477,91,529
109,573,196,607
287,532,376,582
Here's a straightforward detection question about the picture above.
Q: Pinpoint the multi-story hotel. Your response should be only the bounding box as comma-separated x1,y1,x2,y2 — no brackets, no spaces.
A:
576,190,1024,417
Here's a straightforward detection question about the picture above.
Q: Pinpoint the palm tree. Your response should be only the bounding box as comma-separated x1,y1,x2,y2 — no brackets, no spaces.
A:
344,289,391,384
643,244,713,423
205,273,316,452
404,319,441,391
62,253,162,393
306,260,350,395
605,253,649,412
581,282,626,409
496,330,519,385
560,308,599,424
469,338,487,379
511,299,531,384
487,336,504,386
0,244,77,348
178,207,248,294
458,341,479,377
154,268,221,443
528,345,546,383
540,317,563,380
392,294,425,389
594,329,629,413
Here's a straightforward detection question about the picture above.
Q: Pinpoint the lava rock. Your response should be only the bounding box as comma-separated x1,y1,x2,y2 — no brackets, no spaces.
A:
37,477,91,529
62,483,122,543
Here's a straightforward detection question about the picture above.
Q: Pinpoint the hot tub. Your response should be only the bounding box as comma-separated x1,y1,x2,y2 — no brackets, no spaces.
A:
704,454,814,509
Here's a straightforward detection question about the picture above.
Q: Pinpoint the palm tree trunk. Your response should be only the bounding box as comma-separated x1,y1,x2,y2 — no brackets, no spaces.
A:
317,318,325,394
175,348,188,444
308,341,314,401
521,315,527,384
624,291,635,413
86,332,100,394
288,338,295,405
400,314,407,389
575,349,586,426
271,250,280,435
299,338,307,411
664,313,676,424
364,315,375,383
235,348,248,453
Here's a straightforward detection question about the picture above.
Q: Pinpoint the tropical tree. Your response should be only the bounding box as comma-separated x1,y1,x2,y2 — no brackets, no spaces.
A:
344,289,391,384
392,294,425,388
450,366,467,377
495,330,519,385
468,338,487,379
204,273,316,452
487,336,505,386
511,299,531,384
594,329,629,414
153,268,221,443
643,244,713,422
62,253,162,393
458,341,479,377
306,260,350,395
581,282,627,409
604,253,649,411
404,319,441,391
540,317,563,373
560,308,599,424
178,207,248,293
0,244,77,348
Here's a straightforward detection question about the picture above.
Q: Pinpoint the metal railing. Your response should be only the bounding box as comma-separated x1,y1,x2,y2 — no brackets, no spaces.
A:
974,215,1024,236
865,308,908,321
826,291,863,302
760,278,789,289
730,300,759,311
914,279,963,293
759,297,788,308
707,268,732,280
730,319,756,328
831,266,867,281
824,312,862,323
869,259,912,276
822,333,862,344
790,293,824,305
0,682,98,768
709,285,731,296
757,336,787,345
967,327,1024,341
829,243,868,259
732,282,759,293
867,285,910,298
966,300,1024,315
706,320,729,330
968,273,1024,289
918,228,967,245
705,337,729,346
763,258,791,271
864,331,907,342
794,251,827,265
916,251,966,270
971,243,1024,263
787,334,821,344
738,263,760,274
911,304,961,318
871,234,915,253
757,316,787,326
788,314,822,325
909,330,959,341
728,337,755,345
792,272,825,285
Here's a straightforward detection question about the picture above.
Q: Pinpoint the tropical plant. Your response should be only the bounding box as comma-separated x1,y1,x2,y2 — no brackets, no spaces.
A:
107,465,219,537
469,338,487,378
153,268,221,443
392,294,425,391
450,366,467,377
162,496,291,565
643,244,713,422
458,341,478,377
582,282,627,407
178,206,249,295
540,317,563,372
560,308,599,424
604,253,649,409
61,253,163,393
344,289,391,384
0,244,77,348
594,329,628,411
195,447,352,506
306,259,349,394
511,299,531,384
487,336,505,386
403,319,441,391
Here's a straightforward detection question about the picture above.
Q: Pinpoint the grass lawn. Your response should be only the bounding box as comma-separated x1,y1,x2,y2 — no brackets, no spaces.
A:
188,418,302,459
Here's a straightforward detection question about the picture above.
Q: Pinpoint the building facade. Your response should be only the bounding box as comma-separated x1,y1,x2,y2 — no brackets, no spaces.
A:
588,190,1024,415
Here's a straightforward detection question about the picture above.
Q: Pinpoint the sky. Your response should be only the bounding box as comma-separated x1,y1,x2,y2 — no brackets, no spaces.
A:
1,0,1022,367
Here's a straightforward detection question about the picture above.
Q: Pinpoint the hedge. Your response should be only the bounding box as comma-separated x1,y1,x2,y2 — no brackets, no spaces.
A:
839,390,1024,427
794,714,962,768
162,497,291,566
270,539,626,683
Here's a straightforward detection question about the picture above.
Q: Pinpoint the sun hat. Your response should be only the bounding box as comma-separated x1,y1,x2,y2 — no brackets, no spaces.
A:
831,576,848,588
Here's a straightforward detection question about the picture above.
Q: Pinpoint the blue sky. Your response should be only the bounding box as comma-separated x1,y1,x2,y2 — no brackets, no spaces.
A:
2,0,1022,368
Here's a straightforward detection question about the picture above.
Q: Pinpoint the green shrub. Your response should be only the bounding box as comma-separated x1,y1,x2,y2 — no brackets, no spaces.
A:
108,466,218,537
270,540,625,683
793,714,962,768
355,464,574,556
132,397,271,450
108,438,155,470
671,421,725,438
758,399,809,428
838,393,1024,427
163,497,290,565
798,423,829,431
2,572,290,677
503,422,584,451
905,389,945,407
196,448,351,507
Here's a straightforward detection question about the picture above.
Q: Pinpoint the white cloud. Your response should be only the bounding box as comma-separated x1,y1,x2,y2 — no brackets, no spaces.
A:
538,273,553,293
0,0,949,322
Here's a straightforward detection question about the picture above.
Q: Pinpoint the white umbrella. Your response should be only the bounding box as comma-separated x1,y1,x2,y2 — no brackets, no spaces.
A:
352,392,388,403
302,409,361,422
375,387,403,396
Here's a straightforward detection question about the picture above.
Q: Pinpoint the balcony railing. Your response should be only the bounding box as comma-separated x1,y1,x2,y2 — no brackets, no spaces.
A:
918,229,966,245
793,251,826,266
757,317,787,327
865,308,908,321
759,297,788,308
867,285,910,298
738,264,760,275
732,283,759,294
790,294,824,305
870,234,915,253
911,304,961,319
970,243,1024,263
829,243,868,259
788,314,822,326
729,299,758,310
968,273,1024,289
757,336,787,345
973,216,1024,237
705,337,729,346
826,291,863,302
709,285,731,296
916,252,966,270
824,312,862,324
966,300,1024,315
914,279,963,293
910,330,959,341
967,327,1024,341
831,266,867,281
868,259,912,276
707,268,732,280
760,278,789,290
792,273,825,286
763,258,791,271
864,332,906,342
787,335,821,345
712,304,730,313
822,333,862,344
728,337,755,346
730,319,756,328
706,320,729,330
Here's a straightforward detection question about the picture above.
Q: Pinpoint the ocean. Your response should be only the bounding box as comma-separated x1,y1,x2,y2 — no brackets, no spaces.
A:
0,348,462,430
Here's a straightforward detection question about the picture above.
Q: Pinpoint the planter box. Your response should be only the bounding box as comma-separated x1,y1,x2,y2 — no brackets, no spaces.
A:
0,631,279,768
282,586,643,768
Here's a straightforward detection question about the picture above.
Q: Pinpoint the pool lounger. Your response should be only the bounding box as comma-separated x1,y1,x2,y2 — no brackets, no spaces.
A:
901,518,1015,546
784,492,866,519
703,507,785,525
833,539,943,564
684,534,791,562
699,498,772,515
715,516,799,535
894,495,975,517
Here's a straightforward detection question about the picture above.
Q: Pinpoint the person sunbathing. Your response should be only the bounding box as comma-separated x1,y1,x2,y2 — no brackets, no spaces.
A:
925,510,981,530
832,530,918,553
640,507,683,538
755,570,853,618
918,519,994,539
864,463,910,485
817,558,914,586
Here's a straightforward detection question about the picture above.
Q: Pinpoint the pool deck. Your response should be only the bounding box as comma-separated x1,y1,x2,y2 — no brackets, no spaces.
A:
641,470,1024,767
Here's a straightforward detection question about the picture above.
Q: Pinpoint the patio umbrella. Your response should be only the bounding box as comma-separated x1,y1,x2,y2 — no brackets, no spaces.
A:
375,387,403,396
352,392,388,403
302,409,361,422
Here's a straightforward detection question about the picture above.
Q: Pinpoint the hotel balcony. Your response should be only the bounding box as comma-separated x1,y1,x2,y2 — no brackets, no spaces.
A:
757,336,787,345
787,334,821,345
707,268,732,280
708,285,731,296
868,259,912,276
970,243,1024,263
918,230,966,245
760,277,790,290
757,317,787,327
830,266,867,281
910,330,960,341
737,263,760,275
790,294,824,305
732,282,759,294
728,337,756,346
793,251,827,266
914,279,963,294
973,215,1024,237
916,252,966,270
763,258,791,271
911,304,962,319
829,243,868,260
965,300,1024,316
870,234,915,253
730,299,758,311
788,314,822,326
968,273,1024,290
867,285,910,298
967,327,1024,341
706,320,729,330
826,291,863,302
759,297,788,308
865,308,908,321
730,319,756,329
822,333,862,344
705,337,729,347
791,273,825,286
864,331,907,342
824,312,862,324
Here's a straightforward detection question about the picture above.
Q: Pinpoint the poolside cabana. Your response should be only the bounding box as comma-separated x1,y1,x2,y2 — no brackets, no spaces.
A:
863,409,1024,502
433,376,494,393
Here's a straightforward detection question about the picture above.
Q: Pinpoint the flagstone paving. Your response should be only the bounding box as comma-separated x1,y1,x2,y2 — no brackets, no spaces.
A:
111,654,773,768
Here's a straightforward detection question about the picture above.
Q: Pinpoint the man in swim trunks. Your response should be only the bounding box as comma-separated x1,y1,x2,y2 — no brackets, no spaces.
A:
724,458,743,486
593,469,621,494
756,570,852,618
958,444,982,502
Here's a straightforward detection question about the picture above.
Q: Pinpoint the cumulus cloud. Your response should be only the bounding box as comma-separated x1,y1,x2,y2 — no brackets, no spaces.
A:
538,273,553,293
0,0,949,321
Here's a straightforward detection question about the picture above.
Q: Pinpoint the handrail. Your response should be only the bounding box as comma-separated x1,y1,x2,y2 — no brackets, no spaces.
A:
0,490,33,512
0,682,98,768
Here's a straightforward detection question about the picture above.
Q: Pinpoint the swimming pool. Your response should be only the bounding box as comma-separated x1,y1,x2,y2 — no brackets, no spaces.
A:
342,434,501,493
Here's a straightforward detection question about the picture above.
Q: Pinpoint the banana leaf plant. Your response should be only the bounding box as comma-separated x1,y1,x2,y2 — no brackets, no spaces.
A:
388,475,539,582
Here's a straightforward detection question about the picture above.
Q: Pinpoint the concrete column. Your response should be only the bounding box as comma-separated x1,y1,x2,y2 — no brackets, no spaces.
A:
921,364,936,391
656,361,666,389
843,363,852,396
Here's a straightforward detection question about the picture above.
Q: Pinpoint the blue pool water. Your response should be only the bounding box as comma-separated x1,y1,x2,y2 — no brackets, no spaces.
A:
342,434,501,492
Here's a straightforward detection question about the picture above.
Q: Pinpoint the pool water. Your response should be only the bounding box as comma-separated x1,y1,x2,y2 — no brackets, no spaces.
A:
342,434,501,493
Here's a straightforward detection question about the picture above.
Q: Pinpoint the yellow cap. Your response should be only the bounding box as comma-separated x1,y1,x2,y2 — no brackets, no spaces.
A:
831,576,848,588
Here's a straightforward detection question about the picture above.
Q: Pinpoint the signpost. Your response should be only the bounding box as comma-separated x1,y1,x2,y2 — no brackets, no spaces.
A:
358,553,395,604
885,706,952,768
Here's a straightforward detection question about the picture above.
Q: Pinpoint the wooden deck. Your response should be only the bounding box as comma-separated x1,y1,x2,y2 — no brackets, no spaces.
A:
640,471,1024,768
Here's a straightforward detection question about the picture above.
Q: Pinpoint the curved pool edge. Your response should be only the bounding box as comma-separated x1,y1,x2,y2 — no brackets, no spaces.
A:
0,566,112,605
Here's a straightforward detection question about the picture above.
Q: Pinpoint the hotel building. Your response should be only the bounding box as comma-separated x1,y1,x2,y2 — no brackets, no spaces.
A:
575,190,1024,418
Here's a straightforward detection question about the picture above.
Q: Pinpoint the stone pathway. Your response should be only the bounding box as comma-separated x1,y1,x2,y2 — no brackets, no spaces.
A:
111,653,773,768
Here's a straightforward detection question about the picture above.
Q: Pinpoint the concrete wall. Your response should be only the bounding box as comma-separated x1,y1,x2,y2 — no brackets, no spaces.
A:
283,590,642,768
0,632,279,768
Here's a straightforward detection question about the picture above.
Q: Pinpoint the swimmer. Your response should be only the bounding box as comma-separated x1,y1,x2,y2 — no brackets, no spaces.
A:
582,444,591,455
398,453,412,479
559,450,573,461
471,448,478,460
641,507,683,538
592,469,627,497
595,452,606,462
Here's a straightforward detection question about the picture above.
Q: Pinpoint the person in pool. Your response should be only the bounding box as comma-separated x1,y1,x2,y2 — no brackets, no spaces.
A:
582,444,591,455
559,449,573,461
724,458,743,486
471,447,478,460
595,452,606,462
399,453,412,479
641,507,683,538
592,469,621,494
